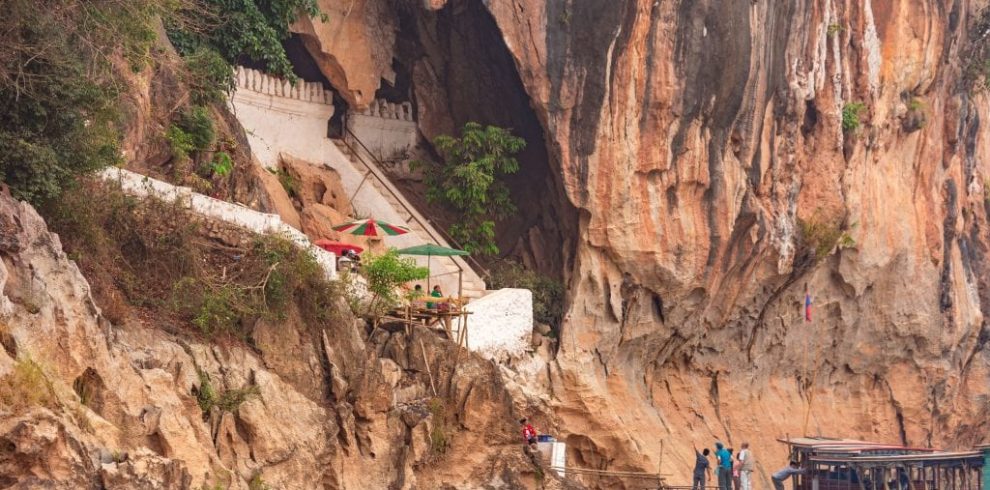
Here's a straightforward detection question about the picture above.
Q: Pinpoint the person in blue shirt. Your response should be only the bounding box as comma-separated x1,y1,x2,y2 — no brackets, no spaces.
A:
715,442,733,490
692,446,711,490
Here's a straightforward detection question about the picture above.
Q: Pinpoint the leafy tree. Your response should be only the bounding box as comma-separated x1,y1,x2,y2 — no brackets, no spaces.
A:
417,122,526,256
361,249,429,316
166,0,325,80
0,0,146,204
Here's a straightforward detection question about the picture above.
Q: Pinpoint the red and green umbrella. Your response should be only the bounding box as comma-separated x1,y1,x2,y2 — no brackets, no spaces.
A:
332,218,410,237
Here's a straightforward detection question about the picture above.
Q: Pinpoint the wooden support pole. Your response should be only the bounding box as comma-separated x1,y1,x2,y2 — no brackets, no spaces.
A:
418,337,438,397
903,465,917,490
854,465,868,490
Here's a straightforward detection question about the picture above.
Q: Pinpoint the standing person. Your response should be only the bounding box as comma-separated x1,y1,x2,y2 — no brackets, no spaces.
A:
715,442,733,490
692,447,711,490
771,461,805,490
737,443,755,490
729,448,740,490
520,418,537,448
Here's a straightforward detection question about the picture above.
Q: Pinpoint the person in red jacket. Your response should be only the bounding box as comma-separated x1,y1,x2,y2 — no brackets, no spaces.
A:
520,418,537,447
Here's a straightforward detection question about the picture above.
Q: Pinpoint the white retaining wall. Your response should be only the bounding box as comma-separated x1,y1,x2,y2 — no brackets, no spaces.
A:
230,67,335,169
100,168,337,278
347,99,418,162
227,66,480,297
462,288,533,360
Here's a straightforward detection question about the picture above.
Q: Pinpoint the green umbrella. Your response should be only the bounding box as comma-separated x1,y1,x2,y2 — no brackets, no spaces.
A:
396,244,470,295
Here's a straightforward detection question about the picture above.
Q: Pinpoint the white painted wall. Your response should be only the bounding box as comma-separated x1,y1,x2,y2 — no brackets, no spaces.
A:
229,67,335,169
100,168,337,279
347,99,417,162
462,288,533,360
228,66,475,297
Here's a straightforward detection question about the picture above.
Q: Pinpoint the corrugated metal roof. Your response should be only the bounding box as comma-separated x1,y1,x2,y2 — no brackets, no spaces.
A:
778,437,933,453
778,436,984,466
809,451,983,464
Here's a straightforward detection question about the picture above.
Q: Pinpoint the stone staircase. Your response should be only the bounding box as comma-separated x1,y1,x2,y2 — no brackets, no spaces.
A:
330,138,487,299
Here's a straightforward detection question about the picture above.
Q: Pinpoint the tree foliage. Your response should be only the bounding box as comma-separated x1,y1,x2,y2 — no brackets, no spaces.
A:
361,249,429,316
0,0,155,203
166,0,325,80
0,0,325,203
488,260,564,332
417,122,526,256
841,102,866,132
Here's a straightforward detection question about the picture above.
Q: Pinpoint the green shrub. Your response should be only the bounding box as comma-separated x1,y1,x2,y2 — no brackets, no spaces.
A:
167,106,215,162
184,47,235,104
414,122,526,255
274,167,298,197
361,249,429,317
166,0,325,80
171,235,334,335
488,261,564,333
211,152,234,176
178,106,216,150
841,102,866,132
196,370,260,414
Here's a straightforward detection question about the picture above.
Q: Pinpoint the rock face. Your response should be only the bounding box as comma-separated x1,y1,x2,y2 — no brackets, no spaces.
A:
478,0,990,485
0,191,541,489
292,0,398,109
282,0,990,485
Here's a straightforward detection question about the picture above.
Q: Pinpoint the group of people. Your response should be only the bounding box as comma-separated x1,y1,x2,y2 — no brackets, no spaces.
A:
693,442,805,490
336,249,361,272
410,284,445,309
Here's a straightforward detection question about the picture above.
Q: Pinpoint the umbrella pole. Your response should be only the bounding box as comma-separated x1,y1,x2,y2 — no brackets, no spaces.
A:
426,254,431,291
458,269,463,301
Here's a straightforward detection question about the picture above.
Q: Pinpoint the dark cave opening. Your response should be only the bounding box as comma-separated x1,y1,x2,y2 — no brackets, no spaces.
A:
388,0,576,279
273,1,576,281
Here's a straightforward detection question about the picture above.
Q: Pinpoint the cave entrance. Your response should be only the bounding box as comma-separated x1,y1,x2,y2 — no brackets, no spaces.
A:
278,34,349,138
388,0,575,280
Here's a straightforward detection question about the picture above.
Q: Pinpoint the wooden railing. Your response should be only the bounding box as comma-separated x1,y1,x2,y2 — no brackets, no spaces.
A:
339,126,490,283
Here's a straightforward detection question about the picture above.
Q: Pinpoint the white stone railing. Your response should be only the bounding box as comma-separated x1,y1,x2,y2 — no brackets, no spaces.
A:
234,66,333,105
358,99,414,121
99,168,337,279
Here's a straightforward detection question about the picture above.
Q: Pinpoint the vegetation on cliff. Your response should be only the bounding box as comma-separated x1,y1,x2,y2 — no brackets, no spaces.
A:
415,122,526,256
0,0,323,205
43,180,349,336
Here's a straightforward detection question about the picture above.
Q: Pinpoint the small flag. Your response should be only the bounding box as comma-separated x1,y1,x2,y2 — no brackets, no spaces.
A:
804,293,812,322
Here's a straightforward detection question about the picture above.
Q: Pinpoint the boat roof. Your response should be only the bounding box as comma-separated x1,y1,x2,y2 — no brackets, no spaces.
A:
779,437,984,466
809,451,983,465
778,437,933,453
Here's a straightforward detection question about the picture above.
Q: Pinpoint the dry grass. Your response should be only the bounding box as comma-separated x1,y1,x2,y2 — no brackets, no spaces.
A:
43,179,350,339
0,358,56,414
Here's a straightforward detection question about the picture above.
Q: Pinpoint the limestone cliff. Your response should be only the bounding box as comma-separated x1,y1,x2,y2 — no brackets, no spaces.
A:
298,0,990,486
0,191,545,489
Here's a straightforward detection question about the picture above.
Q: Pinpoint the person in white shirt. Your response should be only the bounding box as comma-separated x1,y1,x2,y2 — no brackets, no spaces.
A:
772,461,805,490
737,442,755,490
